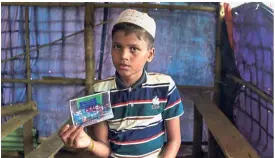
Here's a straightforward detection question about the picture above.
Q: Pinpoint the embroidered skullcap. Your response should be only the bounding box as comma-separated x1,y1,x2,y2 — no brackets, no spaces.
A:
115,9,156,39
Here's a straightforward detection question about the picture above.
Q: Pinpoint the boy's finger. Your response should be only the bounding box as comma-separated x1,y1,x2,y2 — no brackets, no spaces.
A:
70,126,84,139
68,126,83,146
60,125,77,140
58,124,70,136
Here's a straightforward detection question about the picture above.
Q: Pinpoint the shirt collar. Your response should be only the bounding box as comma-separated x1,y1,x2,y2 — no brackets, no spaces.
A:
115,70,147,90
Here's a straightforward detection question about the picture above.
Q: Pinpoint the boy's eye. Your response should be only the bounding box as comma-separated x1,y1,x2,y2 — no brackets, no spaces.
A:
113,45,121,50
130,47,138,52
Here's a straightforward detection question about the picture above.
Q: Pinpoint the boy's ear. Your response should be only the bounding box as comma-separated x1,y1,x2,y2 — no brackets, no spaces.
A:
147,47,155,63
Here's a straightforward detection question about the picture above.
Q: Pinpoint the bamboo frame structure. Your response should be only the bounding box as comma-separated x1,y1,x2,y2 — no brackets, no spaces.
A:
1,111,39,139
227,74,273,104
1,101,37,116
1,19,112,63
25,3,96,157
1,2,217,12
0,2,268,158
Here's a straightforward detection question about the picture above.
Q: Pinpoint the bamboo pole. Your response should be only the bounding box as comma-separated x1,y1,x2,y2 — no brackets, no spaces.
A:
1,78,85,85
1,19,112,63
227,74,273,104
1,2,217,12
85,3,95,95
94,3,217,12
2,78,214,91
1,111,39,139
142,2,149,13
177,85,215,92
23,7,34,155
1,2,85,7
1,101,37,116
85,2,98,141
208,3,224,158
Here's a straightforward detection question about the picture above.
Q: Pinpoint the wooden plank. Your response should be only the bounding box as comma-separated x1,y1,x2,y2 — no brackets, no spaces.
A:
25,119,72,158
1,101,37,116
184,91,260,158
1,111,39,139
192,105,203,158
23,7,34,155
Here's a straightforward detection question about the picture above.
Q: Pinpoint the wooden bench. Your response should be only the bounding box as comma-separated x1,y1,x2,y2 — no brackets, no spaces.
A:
180,88,260,158
1,110,38,139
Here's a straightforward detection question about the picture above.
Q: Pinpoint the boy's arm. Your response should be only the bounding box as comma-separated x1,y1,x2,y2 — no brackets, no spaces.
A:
87,121,111,157
161,76,184,158
162,118,181,158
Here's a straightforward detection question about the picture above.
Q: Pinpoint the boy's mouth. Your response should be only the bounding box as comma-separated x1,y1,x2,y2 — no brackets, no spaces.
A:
118,64,130,70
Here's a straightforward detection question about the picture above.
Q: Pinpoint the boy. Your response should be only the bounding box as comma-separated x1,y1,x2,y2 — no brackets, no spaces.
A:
59,9,184,158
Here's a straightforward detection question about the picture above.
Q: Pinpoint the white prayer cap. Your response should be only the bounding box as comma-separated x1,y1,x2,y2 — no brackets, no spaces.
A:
115,9,156,39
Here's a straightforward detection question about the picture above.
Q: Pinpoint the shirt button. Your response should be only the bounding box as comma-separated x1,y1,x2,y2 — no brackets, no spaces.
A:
130,103,134,107
128,88,132,92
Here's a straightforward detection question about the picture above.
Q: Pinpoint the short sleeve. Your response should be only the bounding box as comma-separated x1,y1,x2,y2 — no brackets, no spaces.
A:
162,77,184,120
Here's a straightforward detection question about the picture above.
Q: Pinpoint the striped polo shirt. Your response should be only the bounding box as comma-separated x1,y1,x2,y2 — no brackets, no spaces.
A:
93,71,184,158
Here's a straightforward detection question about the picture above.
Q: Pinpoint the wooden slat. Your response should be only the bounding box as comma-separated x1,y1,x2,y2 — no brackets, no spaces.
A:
184,91,260,158
1,111,39,139
1,101,37,116
25,119,72,158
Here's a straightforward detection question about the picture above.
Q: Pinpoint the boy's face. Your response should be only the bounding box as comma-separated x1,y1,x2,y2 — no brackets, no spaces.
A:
111,31,155,80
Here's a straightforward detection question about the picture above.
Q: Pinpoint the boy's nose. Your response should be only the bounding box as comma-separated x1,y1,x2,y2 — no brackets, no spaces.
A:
120,49,130,60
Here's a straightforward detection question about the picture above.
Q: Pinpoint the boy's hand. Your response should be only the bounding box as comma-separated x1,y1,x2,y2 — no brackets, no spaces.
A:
58,124,91,149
